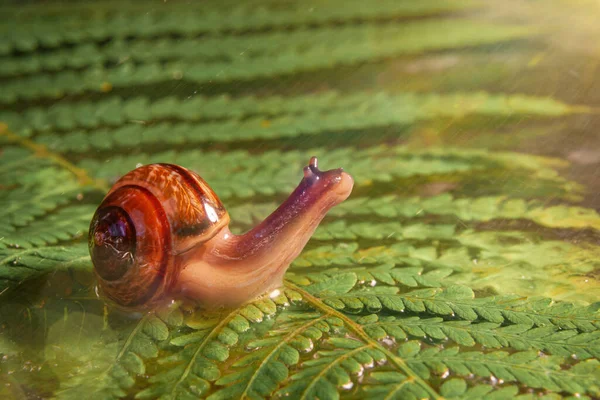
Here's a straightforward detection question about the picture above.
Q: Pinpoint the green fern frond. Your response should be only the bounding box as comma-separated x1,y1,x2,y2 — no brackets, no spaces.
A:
276,338,390,400
310,283,600,330
0,166,89,232
0,243,89,293
3,21,505,78
78,148,484,198
1,20,529,104
331,193,600,231
78,146,574,201
2,91,576,138
233,192,600,234
56,307,183,400
0,149,98,250
25,94,579,155
294,233,586,275
0,1,476,56
293,227,600,302
1,205,94,249
313,220,456,241
0,146,50,185
392,341,600,397
208,312,342,400
136,297,286,399
357,314,600,359
287,264,451,290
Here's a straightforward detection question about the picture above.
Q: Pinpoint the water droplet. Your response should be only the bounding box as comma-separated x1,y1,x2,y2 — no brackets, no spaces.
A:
305,340,314,352
355,365,365,378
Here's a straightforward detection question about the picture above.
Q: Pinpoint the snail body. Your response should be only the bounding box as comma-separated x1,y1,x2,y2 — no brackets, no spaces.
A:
89,157,353,308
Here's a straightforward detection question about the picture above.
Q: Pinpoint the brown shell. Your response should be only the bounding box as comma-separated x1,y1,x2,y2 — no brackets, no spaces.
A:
89,164,229,307
110,163,229,253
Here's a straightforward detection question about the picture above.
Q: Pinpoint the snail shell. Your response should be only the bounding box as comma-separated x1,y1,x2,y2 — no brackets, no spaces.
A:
89,164,227,307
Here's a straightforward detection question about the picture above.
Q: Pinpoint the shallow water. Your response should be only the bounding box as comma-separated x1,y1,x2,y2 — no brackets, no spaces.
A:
1,0,599,399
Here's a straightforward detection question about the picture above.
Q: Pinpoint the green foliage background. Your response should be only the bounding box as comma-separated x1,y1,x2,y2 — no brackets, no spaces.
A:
1,0,599,399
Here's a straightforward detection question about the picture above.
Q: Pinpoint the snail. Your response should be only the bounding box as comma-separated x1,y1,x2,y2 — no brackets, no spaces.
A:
88,157,353,308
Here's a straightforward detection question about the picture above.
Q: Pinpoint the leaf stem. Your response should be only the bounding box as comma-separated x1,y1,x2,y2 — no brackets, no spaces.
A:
284,281,442,400
0,124,109,192
171,308,239,398
240,314,331,400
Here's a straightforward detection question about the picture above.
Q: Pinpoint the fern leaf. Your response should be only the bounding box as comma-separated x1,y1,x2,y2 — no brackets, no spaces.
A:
4,21,504,78
0,244,89,293
1,20,529,104
276,339,387,400
358,314,600,359
0,167,86,231
2,91,576,138
0,146,98,250
0,146,48,185
313,284,600,330
0,1,475,56
232,192,600,236
56,307,182,400
77,146,574,202
1,205,94,248
29,90,574,151
78,148,483,198
293,228,600,302
395,341,600,396
208,312,341,400
137,298,282,399
287,265,451,291
331,193,600,231
312,220,456,241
